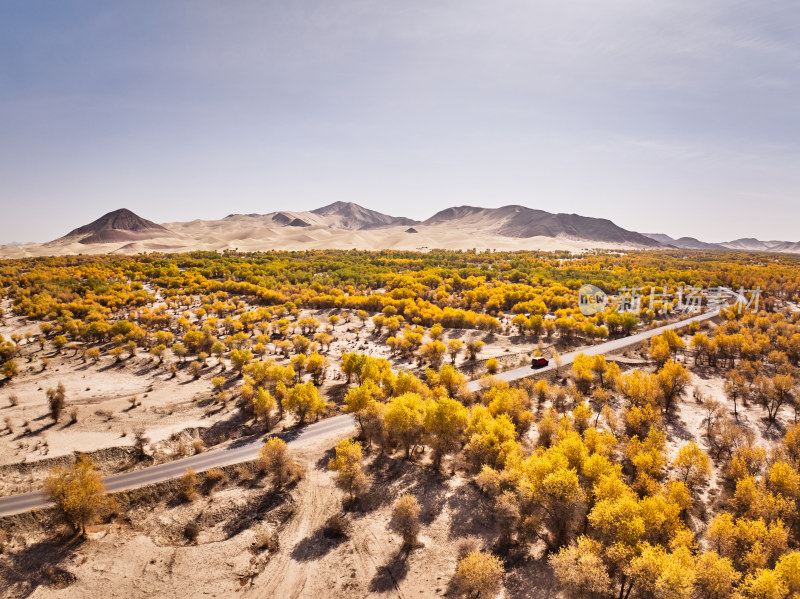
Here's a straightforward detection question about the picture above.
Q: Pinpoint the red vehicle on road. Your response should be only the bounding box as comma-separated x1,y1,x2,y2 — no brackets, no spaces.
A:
531,357,549,369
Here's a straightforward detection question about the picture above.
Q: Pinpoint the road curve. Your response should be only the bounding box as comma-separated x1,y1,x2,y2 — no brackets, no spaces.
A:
0,413,356,518
466,309,720,392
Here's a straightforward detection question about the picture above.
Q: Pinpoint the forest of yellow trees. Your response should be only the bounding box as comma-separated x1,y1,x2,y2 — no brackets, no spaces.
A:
2,248,800,598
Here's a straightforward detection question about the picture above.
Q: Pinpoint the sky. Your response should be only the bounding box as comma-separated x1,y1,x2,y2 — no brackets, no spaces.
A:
1,1,799,243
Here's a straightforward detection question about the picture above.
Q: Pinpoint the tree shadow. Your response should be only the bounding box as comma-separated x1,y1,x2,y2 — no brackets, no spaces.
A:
221,488,288,539
325,382,350,408
195,408,253,447
315,446,337,470
664,411,694,442
289,525,348,562
691,365,718,380
503,554,559,599
133,362,161,377
355,455,411,514
368,547,410,593
0,533,83,597
762,417,787,441
29,421,57,437
222,418,306,451
102,359,131,372
405,468,449,525
446,481,499,547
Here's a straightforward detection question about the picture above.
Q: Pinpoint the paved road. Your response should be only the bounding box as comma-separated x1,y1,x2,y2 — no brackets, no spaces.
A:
0,413,356,518
466,309,720,392
0,310,720,517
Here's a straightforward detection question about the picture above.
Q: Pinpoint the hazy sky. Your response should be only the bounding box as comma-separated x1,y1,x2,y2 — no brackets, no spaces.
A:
1,1,799,243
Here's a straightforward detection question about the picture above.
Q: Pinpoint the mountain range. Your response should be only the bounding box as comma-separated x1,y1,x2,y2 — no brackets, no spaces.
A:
2,202,799,257
641,233,800,253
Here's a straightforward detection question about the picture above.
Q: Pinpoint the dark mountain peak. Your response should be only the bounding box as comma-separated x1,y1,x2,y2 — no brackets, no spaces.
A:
424,204,660,247
643,233,677,245
311,201,361,216
272,212,293,225
311,201,419,229
423,206,486,224
58,208,169,245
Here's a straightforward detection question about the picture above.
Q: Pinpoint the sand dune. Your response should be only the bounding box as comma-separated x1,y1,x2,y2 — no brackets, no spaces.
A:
0,202,658,258
0,223,642,258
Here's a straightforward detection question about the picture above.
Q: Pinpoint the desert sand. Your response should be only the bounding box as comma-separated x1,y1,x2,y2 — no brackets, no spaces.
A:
0,206,647,259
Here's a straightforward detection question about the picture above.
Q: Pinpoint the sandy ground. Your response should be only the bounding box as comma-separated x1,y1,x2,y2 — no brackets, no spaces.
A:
1,429,556,599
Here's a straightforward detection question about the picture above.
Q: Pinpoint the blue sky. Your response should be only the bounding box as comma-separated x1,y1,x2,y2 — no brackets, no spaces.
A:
1,1,798,243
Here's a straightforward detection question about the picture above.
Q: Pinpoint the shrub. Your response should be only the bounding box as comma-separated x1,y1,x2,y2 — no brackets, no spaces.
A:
252,527,279,553
188,361,202,379
43,455,108,537
456,536,482,561
258,438,291,487
389,495,421,548
235,464,255,483
180,468,198,501
203,467,228,494
323,512,351,539
329,438,368,501
211,376,226,393
184,522,200,543
453,551,504,598
46,382,66,422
